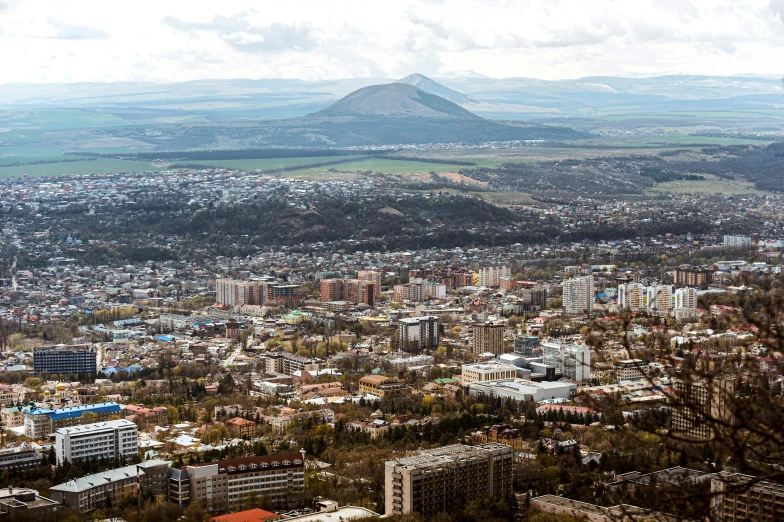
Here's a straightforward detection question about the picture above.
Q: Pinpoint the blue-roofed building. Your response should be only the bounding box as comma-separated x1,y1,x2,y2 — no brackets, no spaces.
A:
24,401,121,440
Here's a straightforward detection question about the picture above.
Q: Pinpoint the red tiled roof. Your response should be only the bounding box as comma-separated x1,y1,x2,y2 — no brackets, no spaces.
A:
212,508,280,522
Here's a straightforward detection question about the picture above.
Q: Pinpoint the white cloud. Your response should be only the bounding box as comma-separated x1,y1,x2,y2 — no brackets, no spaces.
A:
0,0,782,83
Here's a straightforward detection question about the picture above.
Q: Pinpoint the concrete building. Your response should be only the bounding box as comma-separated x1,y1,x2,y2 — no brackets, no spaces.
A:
393,280,446,302
618,282,645,311
711,471,784,522
674,287,698,320
563,276,594,315
358,375,408,400
542,342,591,382
0,445,42,471
0,487,59,517
467,379,575,403
357,270,382,298
175,453,305,510
385,443,513,517
479,266,511,288
520,286,548,308
461,363,521,385
49,460,170,513
614,359,648,382
320,278,375,307
723,235,753,249
646,284,672,313
398,316,439,353
55,419,138,465
33,345,96,377
674,266,712,287
514,335,540,356
215,278,266,306
265,352,321,376
25,401,122,439
671,378,735,441
471,322,505,355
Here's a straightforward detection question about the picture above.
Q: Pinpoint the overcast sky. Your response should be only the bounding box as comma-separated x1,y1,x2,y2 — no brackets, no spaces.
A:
1,0,783,84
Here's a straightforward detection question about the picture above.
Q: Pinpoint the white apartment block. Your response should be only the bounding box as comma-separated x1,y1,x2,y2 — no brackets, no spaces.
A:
55,419,138,465
479,266,511,288
646,284,673,313
723,235,752,249
563,276,594,315
614,359,649,382
398,316,439,353
461,363,520,385
674,287,698,320
542,342,591,382
618,282,645,311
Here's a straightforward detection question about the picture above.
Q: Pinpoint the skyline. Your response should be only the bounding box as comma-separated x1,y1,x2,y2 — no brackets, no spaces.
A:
1,0,784,84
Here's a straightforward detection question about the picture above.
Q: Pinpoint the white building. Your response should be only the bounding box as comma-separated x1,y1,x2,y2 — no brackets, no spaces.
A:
55,419,138,465
618,282,645,311
479,266,511,288
563,276,594,315
398,316,439,353
674,287,698,320
646,284,672,313
467,379,575,402
723,235,752,249
461,363,521,385
614,359,649,382
542,342,591,382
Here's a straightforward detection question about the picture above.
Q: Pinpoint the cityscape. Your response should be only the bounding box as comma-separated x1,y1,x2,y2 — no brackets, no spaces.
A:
1,1,784,521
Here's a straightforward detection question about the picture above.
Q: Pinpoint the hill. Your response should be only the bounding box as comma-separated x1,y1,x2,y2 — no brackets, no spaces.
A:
309,83,478,119
396,73,476,106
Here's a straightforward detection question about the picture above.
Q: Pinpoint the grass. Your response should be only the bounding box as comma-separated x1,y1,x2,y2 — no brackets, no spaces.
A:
0,158,163,177
647,176,766,196
286,158,464,177
166,156,366,172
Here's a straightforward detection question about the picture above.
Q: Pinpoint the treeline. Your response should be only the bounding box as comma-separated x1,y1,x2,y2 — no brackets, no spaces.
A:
168,155,371,173
70,148,382,161
0,157,96,168
639,166,705,183
379,154,478,166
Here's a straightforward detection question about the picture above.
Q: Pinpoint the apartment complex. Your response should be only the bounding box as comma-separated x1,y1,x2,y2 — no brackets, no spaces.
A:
542,342,591,382
479,266,511,288
618,282,645,311
385,443,513,517
674,266,712,287
357,270,382,298
49,460,170,513
471,322,505,355
646,284,673,313
671,378,735,441
320,278,375,307
393,279,446,302
711,471,784,522
563,276,594,315
408,268,474,291
674,287,698,320
0,445,42,471
520,286,548,308
398,316,439,353
358,375,408,400
177,453,305,510
723,235,753,249
55,419,138,464
215,278,267,307
33,345,97,377
264,352,321,376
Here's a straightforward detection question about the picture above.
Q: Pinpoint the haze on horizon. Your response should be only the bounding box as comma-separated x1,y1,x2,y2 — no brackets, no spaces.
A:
1,0,784,85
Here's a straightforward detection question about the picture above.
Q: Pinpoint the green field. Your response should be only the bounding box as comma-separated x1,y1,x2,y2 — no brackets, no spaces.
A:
169,156,366,172
0,157,163,177
647,176,765,196
286,158,466,177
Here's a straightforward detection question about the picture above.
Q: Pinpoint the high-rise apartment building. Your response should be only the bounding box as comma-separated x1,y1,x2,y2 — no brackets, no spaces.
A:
723,235,753,249
398,316,439,353
671,378,735,441
563,276,594,315
674,287,698,320
674,266,712,287
358,270,382,297
385,443,513,517
618,282,645,311
393,279,446,302
520,286,548,308
320,278,375,307
711,471,784,522
175,453,305,510
472,322,505,355
542,342,591,382
479,266,511,288
646,284,673,313
55,419,138,465
33,345,97,377
215,278,266,306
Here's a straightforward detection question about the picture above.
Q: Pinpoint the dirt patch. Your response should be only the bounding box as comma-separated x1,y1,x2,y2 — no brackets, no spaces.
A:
438,172,489,188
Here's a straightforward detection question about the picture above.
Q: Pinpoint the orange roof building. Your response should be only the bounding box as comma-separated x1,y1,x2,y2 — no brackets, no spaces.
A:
212,508,280,522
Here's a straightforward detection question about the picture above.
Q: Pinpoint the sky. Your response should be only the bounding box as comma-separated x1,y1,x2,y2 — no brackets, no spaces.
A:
1,0,784,84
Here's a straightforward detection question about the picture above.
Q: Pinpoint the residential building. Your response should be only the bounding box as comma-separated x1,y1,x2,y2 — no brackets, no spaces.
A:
711,471,784,522
168,468,190,507
393,280,446,302
398,316,439,353
479,266,511,288
461,363,520,385
24,401,122,439
266,284,301,307
614,359,648,382
0,445,42,471
358,375,408,400
520,286,548,308
542,342,591,382
123,404,169,427
177,452,305,510
358,270,382,298
618,282,645,311
33,345,97,377
674,287,698,320
563,276,594,315
514,335,540,356
215,279,266,306
385,443,513,517
531,495,677,522
55,419,138,465
471,322,505,355
264,353,321,376
320,278,375,307
723,235,753,249
646,284,672,313
671,378,735,441
674,266,712,287
227,417,256,439
49,460,170,513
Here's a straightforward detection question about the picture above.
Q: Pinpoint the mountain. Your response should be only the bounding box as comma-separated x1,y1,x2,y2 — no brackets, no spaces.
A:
309,83,478,119
396,73,476,106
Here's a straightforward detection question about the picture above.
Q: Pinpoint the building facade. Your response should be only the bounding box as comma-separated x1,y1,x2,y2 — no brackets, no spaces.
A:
472,322,505,355
385,443,513,517
711,471,784,522
674,266,712,287
542,342,591,382
671,378,735,441
563,276,594,315
358,375,408,399
55,419,138,465
215,279,266,306
479,266,511,288
398,316,439,353
33,345,97,377
618,282,645,311
614,359,648,382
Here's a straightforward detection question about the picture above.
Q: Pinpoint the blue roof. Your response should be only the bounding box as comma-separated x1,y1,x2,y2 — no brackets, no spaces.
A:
157,335,175,342
49,402,120,421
